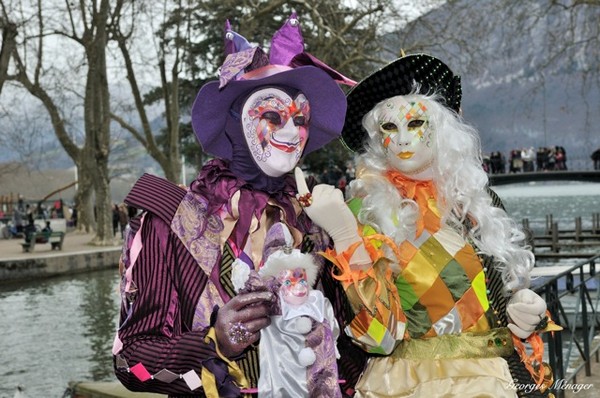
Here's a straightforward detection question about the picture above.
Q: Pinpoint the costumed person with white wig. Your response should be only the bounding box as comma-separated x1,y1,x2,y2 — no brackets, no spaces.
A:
112,13,368,397
295,53,561,397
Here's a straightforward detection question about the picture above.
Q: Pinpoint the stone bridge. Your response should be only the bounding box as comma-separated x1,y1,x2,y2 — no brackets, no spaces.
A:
488,170,600,186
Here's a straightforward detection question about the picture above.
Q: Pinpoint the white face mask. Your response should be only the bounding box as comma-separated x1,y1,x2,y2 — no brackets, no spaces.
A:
375,96,434,176
241,88,310,177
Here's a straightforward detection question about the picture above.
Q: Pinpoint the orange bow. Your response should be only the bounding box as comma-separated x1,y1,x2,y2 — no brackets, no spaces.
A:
385,170,440,236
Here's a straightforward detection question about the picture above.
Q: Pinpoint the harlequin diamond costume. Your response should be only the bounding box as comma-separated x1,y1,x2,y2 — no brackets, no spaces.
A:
112,13,366,397
296,54,560,397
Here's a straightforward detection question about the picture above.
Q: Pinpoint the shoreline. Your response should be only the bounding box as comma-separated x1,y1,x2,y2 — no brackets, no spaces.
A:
0,232,121,285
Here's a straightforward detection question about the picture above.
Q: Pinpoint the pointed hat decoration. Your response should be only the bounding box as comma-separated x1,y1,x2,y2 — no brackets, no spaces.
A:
269,12,305,66
224,19,253,56
218,13,355,89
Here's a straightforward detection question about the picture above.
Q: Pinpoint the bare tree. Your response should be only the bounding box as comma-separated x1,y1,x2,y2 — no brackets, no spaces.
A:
0,0,125,244
0,98,52,171
109,0,185,183
0,0,94,232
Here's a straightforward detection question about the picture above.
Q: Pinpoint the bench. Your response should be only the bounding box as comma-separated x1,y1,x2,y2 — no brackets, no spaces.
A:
21,231,65,252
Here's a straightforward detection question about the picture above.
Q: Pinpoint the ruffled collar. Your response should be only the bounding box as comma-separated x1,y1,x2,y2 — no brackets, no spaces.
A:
189,159,308,250
386,169,441,236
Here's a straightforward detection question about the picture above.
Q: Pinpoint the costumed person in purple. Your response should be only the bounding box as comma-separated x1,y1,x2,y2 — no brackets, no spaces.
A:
112,13,364,397
295,53,561,397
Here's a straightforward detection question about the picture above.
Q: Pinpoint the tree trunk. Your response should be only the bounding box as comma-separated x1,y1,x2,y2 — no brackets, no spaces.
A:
83,0,114,245
75,158,96,233
75,152,96,233
0,20,17,95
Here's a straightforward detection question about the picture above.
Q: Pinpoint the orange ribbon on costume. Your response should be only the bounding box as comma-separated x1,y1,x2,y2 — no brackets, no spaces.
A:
321,242,380,309
512,310,562,392
385,170,440,236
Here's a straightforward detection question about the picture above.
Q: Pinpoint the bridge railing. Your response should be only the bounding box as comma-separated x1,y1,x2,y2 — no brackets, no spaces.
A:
532,253,600,397
489,170,600,186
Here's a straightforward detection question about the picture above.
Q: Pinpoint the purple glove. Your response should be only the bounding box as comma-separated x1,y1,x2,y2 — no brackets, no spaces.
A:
214,291,274,358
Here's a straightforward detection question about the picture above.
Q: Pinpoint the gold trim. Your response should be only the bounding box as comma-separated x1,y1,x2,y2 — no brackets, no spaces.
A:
393,328,513,360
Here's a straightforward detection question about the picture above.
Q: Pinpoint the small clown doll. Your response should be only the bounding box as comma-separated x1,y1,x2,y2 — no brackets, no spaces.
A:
241,222,342,398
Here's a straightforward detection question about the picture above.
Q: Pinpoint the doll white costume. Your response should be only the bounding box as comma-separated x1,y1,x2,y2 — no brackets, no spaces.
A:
232,222,341,397
295,54,559,397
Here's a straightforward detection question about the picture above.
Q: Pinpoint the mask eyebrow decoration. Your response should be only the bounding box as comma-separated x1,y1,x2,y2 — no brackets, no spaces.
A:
247,95,288,125
291,94,310,126
247,93,310,127
379,100,430,148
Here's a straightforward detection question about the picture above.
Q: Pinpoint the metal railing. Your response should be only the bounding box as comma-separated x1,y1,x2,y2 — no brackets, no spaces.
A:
533,253,600,398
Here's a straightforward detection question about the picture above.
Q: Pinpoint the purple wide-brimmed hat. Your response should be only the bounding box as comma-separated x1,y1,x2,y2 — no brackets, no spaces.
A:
192,13,356,160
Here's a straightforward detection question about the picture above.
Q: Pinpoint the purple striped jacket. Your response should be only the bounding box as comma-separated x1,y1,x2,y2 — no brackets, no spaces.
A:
113,171,367,397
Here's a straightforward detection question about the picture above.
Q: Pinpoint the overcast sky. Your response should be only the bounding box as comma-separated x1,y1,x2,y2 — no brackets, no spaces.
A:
0,0,448,166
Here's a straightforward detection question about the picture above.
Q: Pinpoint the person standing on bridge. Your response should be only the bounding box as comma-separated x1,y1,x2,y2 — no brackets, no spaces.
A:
591,147,600,170
295,53,560,397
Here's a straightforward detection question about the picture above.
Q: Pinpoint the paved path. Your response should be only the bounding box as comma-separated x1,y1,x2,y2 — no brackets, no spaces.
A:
0,230,122,261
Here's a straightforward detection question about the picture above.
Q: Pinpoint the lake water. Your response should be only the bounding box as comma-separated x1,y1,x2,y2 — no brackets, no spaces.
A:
492,181,600,233
0,182,599,397
0,269,121,398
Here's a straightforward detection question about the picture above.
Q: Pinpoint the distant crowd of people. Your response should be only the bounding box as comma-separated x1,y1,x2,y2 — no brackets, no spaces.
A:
1,194,138,241
484,146,568,174
0,198,67,240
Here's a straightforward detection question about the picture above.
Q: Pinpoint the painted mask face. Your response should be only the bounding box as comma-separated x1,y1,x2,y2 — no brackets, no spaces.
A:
377,96,434,175
279,267,309,306
241,88,310,177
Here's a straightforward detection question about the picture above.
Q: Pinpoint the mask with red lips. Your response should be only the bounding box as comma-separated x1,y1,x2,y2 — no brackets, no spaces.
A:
241,87,310,177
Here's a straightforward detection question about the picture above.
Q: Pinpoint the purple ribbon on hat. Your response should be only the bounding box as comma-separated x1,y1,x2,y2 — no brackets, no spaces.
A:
219,47,269,88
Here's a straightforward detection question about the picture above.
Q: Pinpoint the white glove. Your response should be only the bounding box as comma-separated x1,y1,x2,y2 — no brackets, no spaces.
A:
294,167,371,268
507,288,547,339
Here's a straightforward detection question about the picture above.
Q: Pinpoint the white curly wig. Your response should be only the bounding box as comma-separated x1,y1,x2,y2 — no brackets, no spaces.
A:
348,92,534,292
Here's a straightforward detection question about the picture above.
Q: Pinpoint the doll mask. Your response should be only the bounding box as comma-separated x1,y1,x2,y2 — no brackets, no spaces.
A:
279,267,309,306
242,88,310,177
376,96,434,175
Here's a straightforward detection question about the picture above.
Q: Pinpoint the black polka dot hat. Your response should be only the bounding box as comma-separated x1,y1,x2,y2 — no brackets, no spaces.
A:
341,53,462,153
